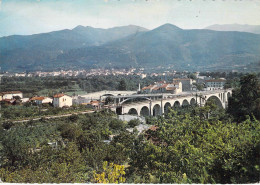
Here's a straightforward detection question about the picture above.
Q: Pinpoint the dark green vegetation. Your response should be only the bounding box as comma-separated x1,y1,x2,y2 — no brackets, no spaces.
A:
0,75,165,97
1,71,254,98
228,74,260,121
0,110,131,183
1,24,260,72
0,104,90,121
0,74,259,183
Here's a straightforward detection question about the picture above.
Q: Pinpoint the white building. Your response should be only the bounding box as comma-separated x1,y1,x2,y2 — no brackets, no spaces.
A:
53,94,72,107
205,79,226,91
21,98,30,103
0,91,23,101
30,96,53,105
142,81,182,94
172,78,196,91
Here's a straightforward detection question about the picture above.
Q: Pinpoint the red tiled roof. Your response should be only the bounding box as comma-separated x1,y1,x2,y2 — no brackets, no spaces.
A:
1,99,16,103
205,79,226,82
53,94,65,98
166,87,176,91
142,85,154,90
157,81,166,84
142,87,149,90
159,84,168,88
30,96,45,101
0,91,22,96
1,99,12,101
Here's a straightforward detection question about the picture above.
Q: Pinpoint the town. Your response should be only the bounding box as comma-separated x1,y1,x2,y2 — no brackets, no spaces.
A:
0,73,227,112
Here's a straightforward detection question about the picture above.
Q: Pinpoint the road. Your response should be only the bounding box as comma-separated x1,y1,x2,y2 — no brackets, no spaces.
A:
4,110,95,123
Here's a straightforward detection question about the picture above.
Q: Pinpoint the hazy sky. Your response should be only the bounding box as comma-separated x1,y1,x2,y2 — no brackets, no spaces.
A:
0,0,260,37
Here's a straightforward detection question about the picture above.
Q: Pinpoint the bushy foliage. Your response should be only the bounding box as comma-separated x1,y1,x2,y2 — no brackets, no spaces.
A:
0,74,259,183
93,161,126,183
228,74,260,121
128,107,260,183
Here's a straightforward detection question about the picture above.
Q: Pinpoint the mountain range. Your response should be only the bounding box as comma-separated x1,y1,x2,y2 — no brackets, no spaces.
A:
205,24,260,35
1,24,260,72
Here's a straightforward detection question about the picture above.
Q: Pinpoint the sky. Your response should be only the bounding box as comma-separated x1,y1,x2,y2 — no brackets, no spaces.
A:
0,0,260,37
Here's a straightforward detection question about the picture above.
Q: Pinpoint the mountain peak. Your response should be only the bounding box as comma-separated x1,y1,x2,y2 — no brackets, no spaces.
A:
153,23,182,32
73,25,85,30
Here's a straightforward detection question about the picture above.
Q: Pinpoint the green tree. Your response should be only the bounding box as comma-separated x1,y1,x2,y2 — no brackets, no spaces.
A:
93,161,126,183
118,79,127,91
192,82,204,91
128,106,260,183
228,74,260,121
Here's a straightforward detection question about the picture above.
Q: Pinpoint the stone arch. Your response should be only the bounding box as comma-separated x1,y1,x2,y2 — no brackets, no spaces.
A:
140,106,149,117
102,94,114,97
190,98,196,106
153,104,161,116
164,102,171,114
182,99,189,107
227,92,231,100
120,97,151,105
116,106,122,115
173,101,180,108
128,108,138,115
206,95,223,109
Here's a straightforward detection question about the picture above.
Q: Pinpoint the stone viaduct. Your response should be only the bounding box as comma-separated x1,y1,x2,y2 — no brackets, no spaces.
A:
111,89,232,116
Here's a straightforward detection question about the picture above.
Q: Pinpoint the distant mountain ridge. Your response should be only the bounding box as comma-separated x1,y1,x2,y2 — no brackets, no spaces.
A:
205,24,260,34
1,24,260,72
0,25,148,71
56,24,260,71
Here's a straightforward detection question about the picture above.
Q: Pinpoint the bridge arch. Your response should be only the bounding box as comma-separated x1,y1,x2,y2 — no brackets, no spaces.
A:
140,106,149,117
164,102,171,114
206,95,223,109
128,108,138,115
190,98,196,106
153,104,161,116
120,97,151,105
227,92,231,100
102,93,114,97
173,101,180,108
182,99,189,107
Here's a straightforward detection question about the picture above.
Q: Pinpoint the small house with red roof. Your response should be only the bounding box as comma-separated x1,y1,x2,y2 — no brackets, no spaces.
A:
0,91,23,101
141,81,182,94
53,93,72,108
30,96,53,105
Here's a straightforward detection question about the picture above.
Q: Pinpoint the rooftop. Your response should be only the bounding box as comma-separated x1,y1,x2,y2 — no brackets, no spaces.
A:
53,93,65,98
0,91,22,95
206,79,226,82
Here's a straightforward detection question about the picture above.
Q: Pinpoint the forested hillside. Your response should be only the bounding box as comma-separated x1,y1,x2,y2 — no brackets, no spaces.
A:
0,74,259,183
1,24,260,72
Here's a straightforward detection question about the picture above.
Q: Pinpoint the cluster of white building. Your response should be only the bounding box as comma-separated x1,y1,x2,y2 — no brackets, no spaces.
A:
0,75,226,109
141,77,226,94
142,80,183,94
0,91,73,108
